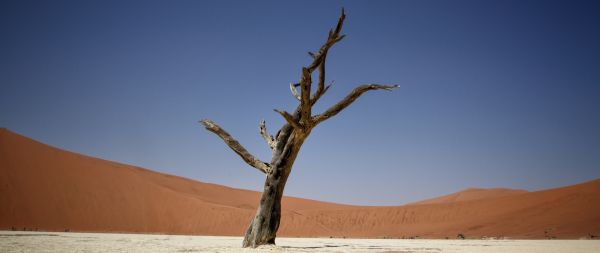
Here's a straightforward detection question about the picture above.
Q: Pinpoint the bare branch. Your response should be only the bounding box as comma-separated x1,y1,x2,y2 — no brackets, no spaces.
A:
324,81,334,93
312,84,399,125
333,8,346,36
333,34,346,43
299,67,312,127
306,8,346,72
279,8,345,132
312,81,335,106
311,52,329,105
289,83,301,101
259,120,276,150
200,119,271,174
302,9,345,108
274,109,302,130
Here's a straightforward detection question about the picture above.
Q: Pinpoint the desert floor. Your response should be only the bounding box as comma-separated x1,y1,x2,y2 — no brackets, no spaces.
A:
1,231,599,253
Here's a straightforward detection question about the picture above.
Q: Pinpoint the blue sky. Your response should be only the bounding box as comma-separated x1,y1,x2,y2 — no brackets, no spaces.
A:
1,0,599,205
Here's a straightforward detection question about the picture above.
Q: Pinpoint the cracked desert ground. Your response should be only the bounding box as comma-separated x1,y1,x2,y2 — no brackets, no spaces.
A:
1,231,599,253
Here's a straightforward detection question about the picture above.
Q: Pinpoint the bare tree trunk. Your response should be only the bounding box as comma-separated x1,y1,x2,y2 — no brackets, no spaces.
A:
242,164,290,247
200,9,399,248
243,132,305,247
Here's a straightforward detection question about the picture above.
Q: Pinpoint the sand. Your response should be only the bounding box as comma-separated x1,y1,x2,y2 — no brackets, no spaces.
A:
1,231,599,253
408,188,529,205
1,128,600,239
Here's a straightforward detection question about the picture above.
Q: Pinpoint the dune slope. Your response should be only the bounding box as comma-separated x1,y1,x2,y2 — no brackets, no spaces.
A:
1,128,599,238
0,128,344,235
408,187,529,205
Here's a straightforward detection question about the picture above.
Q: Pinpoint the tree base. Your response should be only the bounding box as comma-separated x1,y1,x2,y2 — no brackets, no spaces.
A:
242,236,275,248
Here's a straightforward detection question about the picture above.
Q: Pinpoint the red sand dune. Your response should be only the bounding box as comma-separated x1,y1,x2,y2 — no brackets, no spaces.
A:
1,128,599,239
408,187,529,205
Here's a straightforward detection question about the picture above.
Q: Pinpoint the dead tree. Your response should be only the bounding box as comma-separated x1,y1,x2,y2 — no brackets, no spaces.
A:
200,9,398,248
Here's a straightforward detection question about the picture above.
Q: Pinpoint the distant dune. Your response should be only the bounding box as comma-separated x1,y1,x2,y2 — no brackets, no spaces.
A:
408,187,529,205
1,128,599,239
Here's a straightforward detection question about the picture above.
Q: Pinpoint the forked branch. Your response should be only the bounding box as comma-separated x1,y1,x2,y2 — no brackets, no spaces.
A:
306,8,346,72
274,109,303,130
312,84,399,125
311,80,334,106
304,8,346,106
285,8,346,127
200,119,271,174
